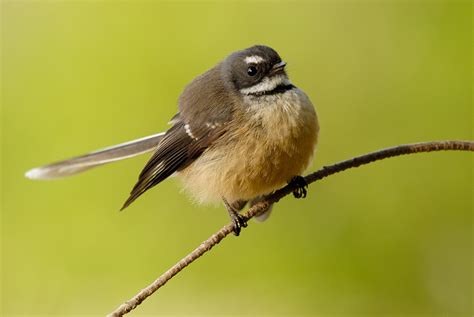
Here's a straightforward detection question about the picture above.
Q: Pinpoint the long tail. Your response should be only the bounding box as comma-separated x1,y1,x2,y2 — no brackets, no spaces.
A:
25,132,165,179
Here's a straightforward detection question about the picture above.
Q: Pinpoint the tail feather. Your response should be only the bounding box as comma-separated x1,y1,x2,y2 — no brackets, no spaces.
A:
25,132,165,179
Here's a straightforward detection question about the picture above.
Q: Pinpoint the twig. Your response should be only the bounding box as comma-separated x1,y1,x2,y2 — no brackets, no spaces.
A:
107,140,473,317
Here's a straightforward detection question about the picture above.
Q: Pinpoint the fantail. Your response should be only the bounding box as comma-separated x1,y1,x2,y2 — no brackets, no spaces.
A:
26,45,319,235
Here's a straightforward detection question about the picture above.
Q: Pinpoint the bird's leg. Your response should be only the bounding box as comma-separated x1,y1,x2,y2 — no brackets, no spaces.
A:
289,176,308,199
222,198,248,236
230,199,248,211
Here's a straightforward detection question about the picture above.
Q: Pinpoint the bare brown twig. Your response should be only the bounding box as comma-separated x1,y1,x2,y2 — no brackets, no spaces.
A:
107,140,473,317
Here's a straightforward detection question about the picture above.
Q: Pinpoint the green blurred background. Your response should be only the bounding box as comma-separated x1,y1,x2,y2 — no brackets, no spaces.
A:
1,0,472,316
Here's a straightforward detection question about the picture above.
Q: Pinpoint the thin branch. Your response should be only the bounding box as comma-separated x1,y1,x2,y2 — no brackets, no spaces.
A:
107,140,473,317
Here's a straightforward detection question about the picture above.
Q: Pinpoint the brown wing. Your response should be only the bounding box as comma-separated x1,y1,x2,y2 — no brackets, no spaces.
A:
121,114,226,210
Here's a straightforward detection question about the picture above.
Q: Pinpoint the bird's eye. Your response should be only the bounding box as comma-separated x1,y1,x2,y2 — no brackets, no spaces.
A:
247,66,258,76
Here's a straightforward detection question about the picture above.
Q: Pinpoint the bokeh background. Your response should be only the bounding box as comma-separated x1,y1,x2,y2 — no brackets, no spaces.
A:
1,1,472,316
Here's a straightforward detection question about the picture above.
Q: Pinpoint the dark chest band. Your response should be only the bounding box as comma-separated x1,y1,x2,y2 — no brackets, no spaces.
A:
248,84,295,97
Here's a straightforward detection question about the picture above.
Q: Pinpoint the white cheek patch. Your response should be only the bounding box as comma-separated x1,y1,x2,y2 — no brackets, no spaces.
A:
244,55,265,64
240,74,291,95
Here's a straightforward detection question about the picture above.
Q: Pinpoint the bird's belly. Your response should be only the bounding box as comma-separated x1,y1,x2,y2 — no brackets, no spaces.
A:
222,132,317,201
178,90,319,204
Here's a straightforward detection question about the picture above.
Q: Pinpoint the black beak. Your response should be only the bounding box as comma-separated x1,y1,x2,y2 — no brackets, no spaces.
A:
270,61,286,75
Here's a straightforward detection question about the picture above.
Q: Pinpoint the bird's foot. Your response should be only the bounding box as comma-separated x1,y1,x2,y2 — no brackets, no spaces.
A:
223,198,248,236
230,213,248,236
289,176,308,199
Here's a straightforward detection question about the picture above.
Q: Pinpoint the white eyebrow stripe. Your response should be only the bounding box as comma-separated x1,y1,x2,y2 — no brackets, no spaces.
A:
240,75,291,95
244,55,265,64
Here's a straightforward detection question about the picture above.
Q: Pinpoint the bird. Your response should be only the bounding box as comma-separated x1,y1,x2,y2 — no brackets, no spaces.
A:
26,45,320,236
